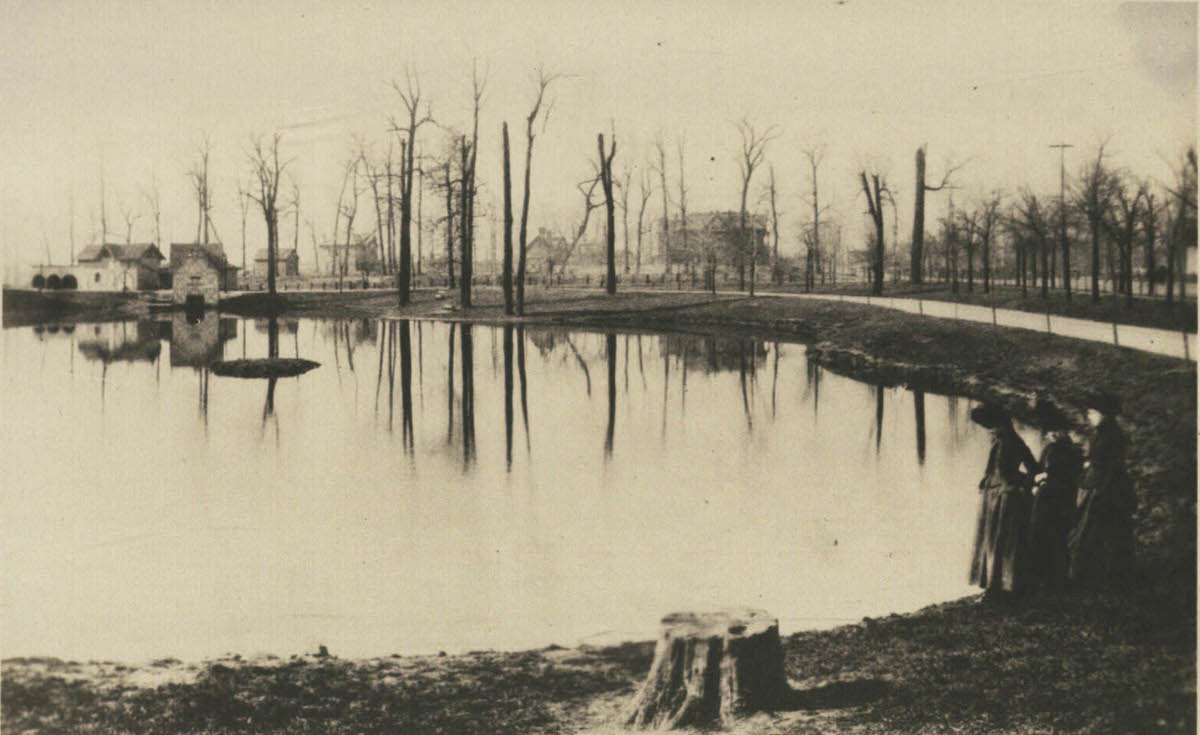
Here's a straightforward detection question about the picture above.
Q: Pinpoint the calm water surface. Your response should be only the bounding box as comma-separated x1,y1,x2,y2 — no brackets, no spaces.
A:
2,315,1042,661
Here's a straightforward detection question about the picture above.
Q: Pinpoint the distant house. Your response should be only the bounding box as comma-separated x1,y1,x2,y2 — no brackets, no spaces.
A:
319,234,380,275
253,248,300,278
34,243,167,291
170,243,239,306
657,211,769,268
527,228,571,274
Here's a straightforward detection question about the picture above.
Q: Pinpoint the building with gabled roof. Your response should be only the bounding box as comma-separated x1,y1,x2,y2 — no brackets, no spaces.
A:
39,242,168,291
170,243,239,306
657,211,769,268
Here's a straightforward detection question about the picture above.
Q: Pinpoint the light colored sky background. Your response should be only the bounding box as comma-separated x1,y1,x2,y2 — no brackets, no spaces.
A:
1,0,1194,281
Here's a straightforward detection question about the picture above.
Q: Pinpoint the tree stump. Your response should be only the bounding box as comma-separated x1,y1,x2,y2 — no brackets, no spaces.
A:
623,609,790,729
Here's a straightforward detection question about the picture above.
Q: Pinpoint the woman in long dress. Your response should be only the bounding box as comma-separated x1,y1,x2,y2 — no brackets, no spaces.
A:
1069,393,1136,589
969,403,1040,600
1028,399,1084,592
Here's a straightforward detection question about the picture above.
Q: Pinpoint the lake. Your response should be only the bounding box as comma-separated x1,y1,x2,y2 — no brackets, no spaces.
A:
1,315,1043,661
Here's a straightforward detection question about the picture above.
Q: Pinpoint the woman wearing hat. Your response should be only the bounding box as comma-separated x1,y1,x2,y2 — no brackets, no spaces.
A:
964,401,1041,602
1028,398,1084,592
968,402,1040,600
1068,392,1136,589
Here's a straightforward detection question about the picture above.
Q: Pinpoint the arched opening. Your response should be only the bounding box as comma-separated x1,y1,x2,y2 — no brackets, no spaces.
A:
32,274,45,289
46,274,62,289
62,274,78,289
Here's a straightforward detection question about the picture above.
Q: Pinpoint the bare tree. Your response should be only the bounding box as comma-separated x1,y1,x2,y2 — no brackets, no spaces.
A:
977,193,1002,293
677,136,689,278
363,150,387,276
911,145,965,283
635,168,654,278
339,155,363,281
119,199,140,244
502,122,514,314
654,132,671,273
237,183,251,273
597,131,618,295
246,133,289,296
960,208,978,292
458,62,486,308
736,119,779,296
618,162,633,274
1142,189,1160,296
306,219,320,276
1074,141,1115,302
517,66,560,314
859,169,892,296
1104,177,1146,309
802,145,832,291
1014,189,1052,298
762,166,781,286
390,67,434,305
1164,147,1196,304
555,175,604,274
289,178,300,273
188,137,215,244
142,175,162,247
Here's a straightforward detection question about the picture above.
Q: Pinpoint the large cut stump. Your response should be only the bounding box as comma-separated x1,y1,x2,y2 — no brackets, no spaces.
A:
623,609,790,729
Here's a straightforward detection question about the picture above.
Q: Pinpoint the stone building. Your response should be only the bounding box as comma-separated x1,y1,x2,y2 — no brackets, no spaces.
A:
170,243,239,306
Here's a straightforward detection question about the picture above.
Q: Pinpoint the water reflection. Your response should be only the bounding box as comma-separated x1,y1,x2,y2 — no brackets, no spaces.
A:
4,318,1049,662
914,390,927,465
168,312,237,368
77,321,162,364
504,325,514,469
606,332,617,458
460,324,476,466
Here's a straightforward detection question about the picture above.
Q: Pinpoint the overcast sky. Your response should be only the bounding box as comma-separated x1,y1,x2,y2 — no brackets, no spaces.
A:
1,0,1194,281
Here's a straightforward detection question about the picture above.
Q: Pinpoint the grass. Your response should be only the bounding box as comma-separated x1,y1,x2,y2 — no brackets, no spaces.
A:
3,290,1194,733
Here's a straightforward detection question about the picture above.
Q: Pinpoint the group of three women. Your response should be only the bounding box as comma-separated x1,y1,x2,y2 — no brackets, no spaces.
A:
968,394,1135,601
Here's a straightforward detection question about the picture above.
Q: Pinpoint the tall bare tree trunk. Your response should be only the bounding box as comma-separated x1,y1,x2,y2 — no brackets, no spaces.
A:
445,161,455,288
912,146,926,283
598,133,617,295
502,123,514,314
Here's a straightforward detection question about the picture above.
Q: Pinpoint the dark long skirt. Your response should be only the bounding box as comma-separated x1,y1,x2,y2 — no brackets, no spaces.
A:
970,488,1032,594
1029,482,1077,590
1069,470,1136,589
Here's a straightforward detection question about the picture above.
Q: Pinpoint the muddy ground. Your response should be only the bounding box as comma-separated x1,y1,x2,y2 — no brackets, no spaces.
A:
4,288,1195,733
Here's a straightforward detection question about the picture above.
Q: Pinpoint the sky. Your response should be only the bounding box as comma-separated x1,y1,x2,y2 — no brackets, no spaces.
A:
1,0,1195,282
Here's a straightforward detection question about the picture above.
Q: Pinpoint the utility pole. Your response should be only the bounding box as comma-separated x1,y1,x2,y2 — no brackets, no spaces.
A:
1050,142,1073,299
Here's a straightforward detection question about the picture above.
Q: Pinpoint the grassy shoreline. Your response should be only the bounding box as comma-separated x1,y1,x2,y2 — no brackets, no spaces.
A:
4,289,1195,733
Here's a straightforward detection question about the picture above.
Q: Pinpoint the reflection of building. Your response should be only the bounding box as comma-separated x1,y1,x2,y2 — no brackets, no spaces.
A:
657,212,769,268
253,248,300,278
170,243,240,306
76,320,162,363
169,312,238,367
658,334,769,373
33,244,167,291
254,317,298,335
320,234,379,275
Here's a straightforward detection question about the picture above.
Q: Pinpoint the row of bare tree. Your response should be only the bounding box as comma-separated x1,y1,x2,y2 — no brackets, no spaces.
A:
859,144,1196,305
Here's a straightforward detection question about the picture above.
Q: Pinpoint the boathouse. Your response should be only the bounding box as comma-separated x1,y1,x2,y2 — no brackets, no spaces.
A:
170,243,239,307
